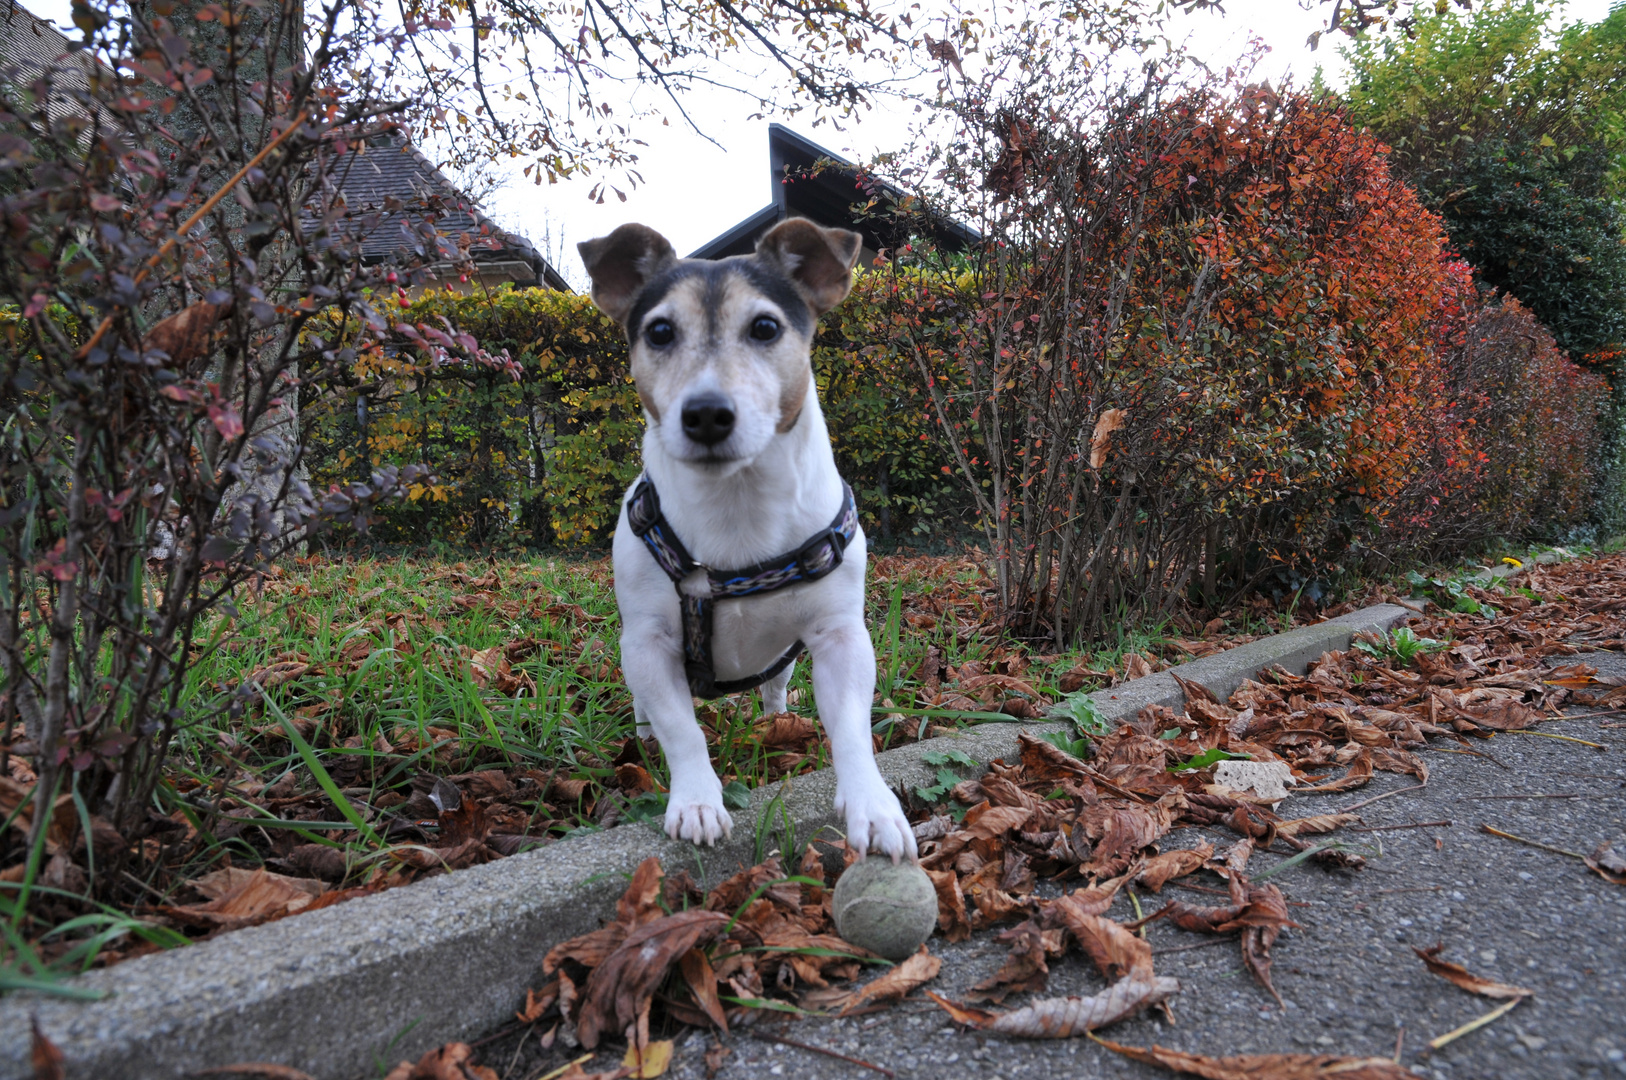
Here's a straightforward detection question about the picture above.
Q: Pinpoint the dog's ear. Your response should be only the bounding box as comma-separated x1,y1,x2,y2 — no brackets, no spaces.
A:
577,224,677,326
755,218,862,316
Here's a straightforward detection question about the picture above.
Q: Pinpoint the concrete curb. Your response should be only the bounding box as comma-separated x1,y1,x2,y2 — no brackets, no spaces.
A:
0,604,1410,1079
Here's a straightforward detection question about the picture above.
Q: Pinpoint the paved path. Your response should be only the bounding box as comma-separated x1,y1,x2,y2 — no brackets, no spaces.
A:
490,651,1626,1080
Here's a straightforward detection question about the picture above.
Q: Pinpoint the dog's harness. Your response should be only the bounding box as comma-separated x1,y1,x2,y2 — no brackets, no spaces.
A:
626,475,858,699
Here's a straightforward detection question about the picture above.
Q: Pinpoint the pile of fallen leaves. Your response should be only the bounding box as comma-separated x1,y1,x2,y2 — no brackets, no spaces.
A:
448,551,1626,1075
84,555,1625,1079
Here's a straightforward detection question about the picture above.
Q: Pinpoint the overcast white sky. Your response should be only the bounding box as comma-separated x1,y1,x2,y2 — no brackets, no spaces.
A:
23,0,1619,284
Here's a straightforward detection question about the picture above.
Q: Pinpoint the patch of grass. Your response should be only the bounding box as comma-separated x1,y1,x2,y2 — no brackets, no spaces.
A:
5,547,1258,975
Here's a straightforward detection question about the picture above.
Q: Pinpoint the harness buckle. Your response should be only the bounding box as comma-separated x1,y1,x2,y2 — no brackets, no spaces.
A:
626,478,659,536
796,526,845,581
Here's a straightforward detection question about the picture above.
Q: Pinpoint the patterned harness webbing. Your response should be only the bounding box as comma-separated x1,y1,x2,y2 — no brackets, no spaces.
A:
626,475,858,699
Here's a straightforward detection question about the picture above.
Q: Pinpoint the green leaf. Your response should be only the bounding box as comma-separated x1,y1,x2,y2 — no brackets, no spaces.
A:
1040,731,1092,760
721,780,752,811
1054,694,1111,737
1170,747,1250,772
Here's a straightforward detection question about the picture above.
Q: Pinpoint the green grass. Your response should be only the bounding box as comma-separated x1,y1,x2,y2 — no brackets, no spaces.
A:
3,548,1205,985
162,552,1180,862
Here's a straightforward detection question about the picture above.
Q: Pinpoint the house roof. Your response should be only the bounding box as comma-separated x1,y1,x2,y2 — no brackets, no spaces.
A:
315,135,570,291
689,123,980,260
0,3,107,125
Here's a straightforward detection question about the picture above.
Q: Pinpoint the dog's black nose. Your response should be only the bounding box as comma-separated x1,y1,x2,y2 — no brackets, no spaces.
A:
680,393,735,447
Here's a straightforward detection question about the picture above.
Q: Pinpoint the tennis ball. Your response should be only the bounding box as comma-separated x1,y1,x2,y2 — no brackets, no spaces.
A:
831,858,938,961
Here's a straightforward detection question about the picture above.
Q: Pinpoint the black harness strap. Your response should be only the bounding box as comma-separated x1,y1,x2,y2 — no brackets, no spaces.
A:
626,476,859,699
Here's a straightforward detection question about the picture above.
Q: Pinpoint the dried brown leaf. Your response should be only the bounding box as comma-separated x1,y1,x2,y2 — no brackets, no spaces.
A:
836,948,941,1014
162,867,325,930
143,298,231,366
577,909,730,1049
1090,408,1127,469
1092,1035,1421,1078
380,1043,498,1080
924,867,972,942
967,926,1051,1003
543,923,629,978
516,980,560,1024
1132,842,1214,892
757,712,818,748
1413,945,1533,999
31,1019,63,1080
1296,748,1373,793
679,949,728,1032
1273,814,1359,840
1076,793,1183,877
932,973,1179,1037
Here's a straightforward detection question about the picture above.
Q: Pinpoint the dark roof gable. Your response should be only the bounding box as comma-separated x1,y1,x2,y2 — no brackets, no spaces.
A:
689,123,979,260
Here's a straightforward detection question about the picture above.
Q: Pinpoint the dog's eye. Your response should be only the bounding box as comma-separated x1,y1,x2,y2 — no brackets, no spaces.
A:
749,316,780,342
644,319,675,347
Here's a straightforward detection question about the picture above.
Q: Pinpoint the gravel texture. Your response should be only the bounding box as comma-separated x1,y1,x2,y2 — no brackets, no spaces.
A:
481,650,1626,1080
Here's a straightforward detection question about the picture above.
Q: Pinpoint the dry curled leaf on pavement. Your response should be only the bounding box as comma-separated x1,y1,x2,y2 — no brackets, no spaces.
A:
679,949,730,1031
1413,945,1534,999
381,1042,498,1080
1296,747,1374,793
577,909,732,1049
931,970,1180,1038
802,948,943,1015
1091,1036,1420,1079
1131,841,1215,891
30,1020,63,1080
1055,909,1152,982
966,925,1056,1003
1273,814,1359,840
1585,841,1626,885
1137,841,1298,1005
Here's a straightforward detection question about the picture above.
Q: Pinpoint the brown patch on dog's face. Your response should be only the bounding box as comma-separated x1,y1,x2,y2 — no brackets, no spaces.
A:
776,371,809,433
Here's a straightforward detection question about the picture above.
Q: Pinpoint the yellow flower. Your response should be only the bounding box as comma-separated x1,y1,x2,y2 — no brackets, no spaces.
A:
1501,557,1524,568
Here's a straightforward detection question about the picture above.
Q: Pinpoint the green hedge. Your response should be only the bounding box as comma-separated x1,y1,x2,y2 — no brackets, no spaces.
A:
302,279,964,548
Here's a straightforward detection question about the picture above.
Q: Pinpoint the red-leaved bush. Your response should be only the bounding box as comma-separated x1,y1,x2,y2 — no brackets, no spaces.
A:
1383,259,1608,553
871,76,1604,643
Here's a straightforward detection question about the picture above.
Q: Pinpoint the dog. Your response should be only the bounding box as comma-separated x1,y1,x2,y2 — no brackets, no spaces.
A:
577,218,917,863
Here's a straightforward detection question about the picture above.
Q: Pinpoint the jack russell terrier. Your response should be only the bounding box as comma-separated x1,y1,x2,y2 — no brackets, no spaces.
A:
578,217,917,863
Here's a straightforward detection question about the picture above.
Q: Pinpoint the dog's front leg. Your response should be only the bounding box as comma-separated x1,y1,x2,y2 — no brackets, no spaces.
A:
622,624,732,845
808,621,918,862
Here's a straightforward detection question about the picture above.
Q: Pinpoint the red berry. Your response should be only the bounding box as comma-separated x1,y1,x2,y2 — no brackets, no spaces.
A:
386,271,397,284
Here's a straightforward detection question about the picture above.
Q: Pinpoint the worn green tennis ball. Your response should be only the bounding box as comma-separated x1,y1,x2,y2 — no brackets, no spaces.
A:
831,857,938,961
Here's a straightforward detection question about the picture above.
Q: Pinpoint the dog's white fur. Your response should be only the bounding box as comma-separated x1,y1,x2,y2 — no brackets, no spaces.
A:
579,219,917,862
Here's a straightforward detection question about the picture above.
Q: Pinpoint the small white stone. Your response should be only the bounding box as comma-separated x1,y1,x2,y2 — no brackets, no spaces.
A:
1213,760,1297,803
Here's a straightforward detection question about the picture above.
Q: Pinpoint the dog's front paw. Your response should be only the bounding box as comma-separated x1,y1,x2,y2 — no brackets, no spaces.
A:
665,780,734,847
835,775,918,863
